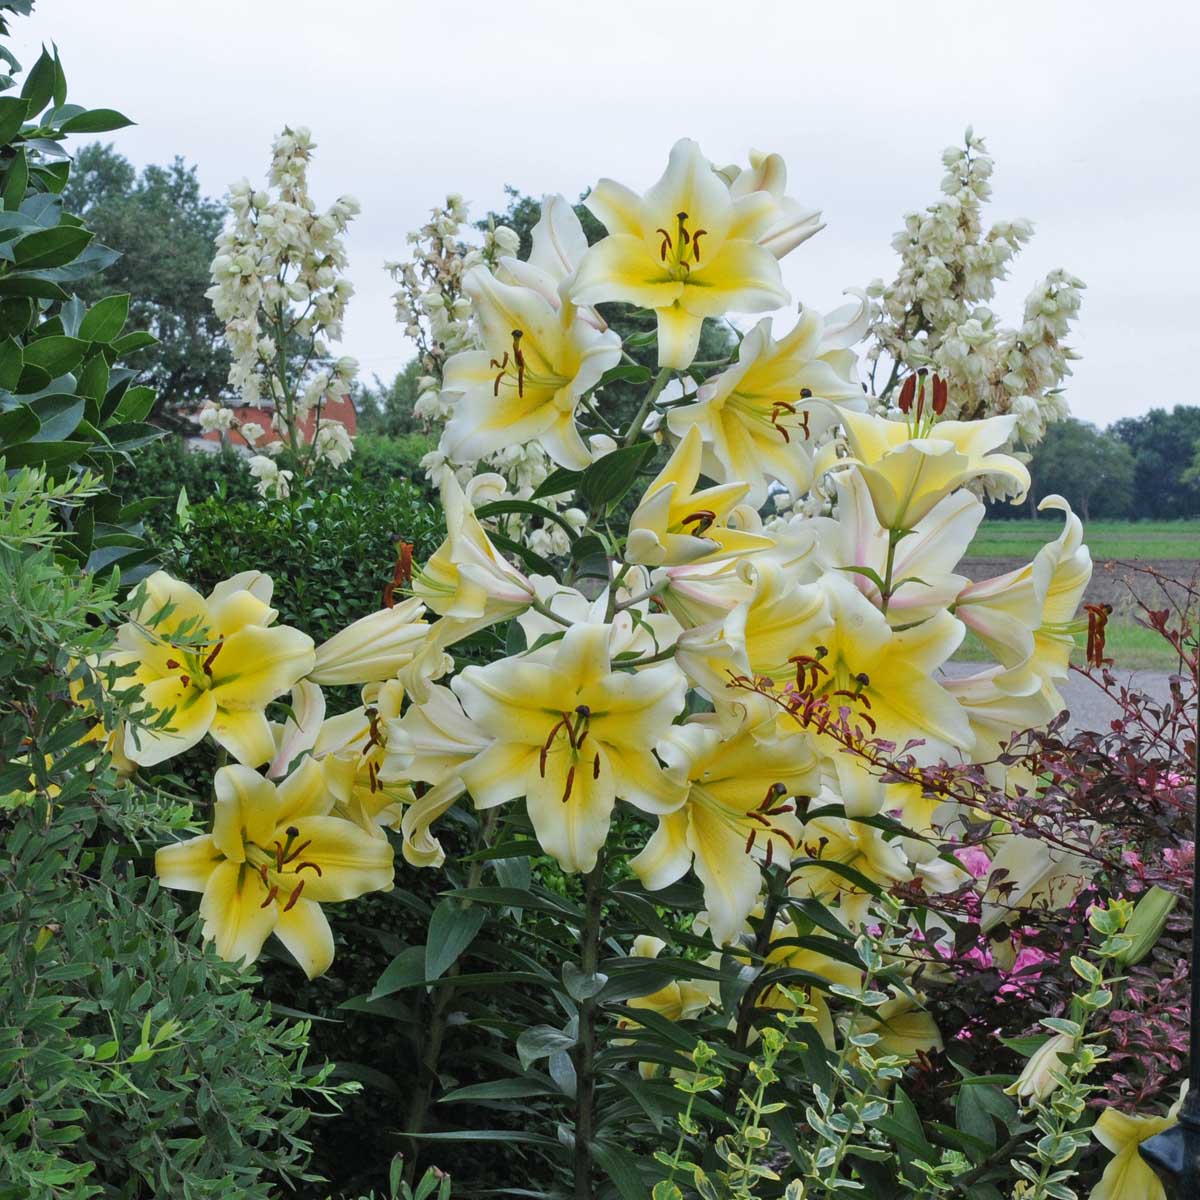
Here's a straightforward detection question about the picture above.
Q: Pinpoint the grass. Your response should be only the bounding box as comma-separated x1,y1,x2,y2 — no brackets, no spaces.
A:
953,621,1185,672
966,518,1200,561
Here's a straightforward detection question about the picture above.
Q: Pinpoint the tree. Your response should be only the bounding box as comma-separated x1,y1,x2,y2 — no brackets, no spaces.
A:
61,142,230,421
1110,405,1200,519
1024,418,1135,521
356,358,423,436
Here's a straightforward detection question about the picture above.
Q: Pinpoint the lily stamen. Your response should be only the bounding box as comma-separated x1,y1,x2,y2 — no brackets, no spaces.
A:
282,881,305,912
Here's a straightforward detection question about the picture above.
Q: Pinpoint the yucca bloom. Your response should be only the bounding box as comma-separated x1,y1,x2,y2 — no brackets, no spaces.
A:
1089,1085,1187,1200
826,408,1030,530
627,426,774,568
667,298,868,505
439,263,620,469
790,811,913,927
155,760,394,978
452,623,688,872
569,138,789,368
632,711,820,945
113,570,314,768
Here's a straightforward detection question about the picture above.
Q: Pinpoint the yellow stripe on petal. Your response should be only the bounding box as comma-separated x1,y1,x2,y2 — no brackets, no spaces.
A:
199,860,278,969
213,765,279,860
209,624,316,710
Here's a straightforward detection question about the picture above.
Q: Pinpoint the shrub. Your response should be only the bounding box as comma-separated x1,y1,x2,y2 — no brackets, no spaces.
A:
0,468,349,1197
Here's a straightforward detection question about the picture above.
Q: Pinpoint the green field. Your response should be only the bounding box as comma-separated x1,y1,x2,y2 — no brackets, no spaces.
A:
966,518,1200,561
953,623,1185,671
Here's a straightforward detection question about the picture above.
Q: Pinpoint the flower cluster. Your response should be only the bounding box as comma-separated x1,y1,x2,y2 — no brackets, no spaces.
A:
865,130,1084,469
204,126,360,483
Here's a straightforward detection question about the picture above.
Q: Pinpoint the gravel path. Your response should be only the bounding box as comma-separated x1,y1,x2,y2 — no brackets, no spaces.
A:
939,662,1177,733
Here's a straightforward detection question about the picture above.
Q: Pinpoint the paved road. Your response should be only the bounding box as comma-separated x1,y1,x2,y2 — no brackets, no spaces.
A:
940,662,1177,733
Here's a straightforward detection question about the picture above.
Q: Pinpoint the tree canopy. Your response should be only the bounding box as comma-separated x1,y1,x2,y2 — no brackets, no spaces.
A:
61,142,230,420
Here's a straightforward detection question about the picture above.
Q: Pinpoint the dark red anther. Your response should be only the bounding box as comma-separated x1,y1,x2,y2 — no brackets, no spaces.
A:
656,228,673,261
201,640,223,676
592,752,600,779
691,228,707,262
1084,603,1112,667
764,838,775,867
932,374,948,415
681,509,717,535
561,764,576,804
295,861,323,876
165,658,181,670
259,885,279,909
744,828,757,854
511,330,526,397
382,541,415,607
179,674,190,689
898,374,917,414
282,880,305,912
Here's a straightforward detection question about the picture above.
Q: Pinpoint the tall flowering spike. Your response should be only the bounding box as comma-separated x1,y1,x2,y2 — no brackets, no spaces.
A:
569,139,791,368
451,624,688,873
626,426,775,568
667,296,870,506
825,409,1031,529
155,760,394,978
631,711,819,945
439,265,621,470
112,570,314,768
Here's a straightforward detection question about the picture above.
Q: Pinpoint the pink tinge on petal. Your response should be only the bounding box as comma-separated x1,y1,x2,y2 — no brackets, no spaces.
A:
954,846,992,879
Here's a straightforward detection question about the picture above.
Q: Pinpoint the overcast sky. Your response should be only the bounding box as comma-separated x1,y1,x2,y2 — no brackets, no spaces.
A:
14,1,1200,426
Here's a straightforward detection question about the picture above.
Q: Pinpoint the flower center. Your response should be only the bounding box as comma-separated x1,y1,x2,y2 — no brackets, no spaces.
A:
490,328,567,399
162,635,224,694
897,369,948,432
538,704,598,803
246,824,324,912
655,210,708,279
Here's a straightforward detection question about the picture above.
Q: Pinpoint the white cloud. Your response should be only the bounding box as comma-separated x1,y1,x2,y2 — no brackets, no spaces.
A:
14,0,1200,423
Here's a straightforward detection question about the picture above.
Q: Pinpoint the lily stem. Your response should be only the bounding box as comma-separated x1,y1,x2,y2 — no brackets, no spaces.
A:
879,527,904,615
622,367,672,447
403,808,497,1181
721,867,786,1115
573,850,606,1200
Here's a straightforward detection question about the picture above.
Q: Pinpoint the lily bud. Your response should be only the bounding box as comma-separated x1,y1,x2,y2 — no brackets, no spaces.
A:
1116,885,1178,966
310,598,430,685
1006,1032,1075,1103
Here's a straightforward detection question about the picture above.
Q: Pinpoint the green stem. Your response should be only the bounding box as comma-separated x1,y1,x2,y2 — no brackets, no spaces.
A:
879,528,904,614
720,871,785,1115
573,851,606,1200
622,368,672,447
403,809,497,1181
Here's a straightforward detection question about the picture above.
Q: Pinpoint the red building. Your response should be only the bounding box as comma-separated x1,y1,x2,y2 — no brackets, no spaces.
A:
198,393,357,449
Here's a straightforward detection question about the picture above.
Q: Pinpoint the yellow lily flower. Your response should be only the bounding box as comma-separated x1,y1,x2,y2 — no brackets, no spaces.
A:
627,426,775,568
815,468,983,626
113,570,315,768
313,679,414,834
155,760,394,978
625,935,713,1023
386,682,492,868
1089,1085,1187,1200
790,810,913,928
413,471,534,626
452,623,687,872
667,298,869,506
719,148,825,259
827,409,1031,530
979,830,1097,934
439,264,620,469
737,570,973,766
957,495,1091,703
759,917,862,1049
310,598,431,686
632,712,819,945
849,993,943,1063
569,138,789,368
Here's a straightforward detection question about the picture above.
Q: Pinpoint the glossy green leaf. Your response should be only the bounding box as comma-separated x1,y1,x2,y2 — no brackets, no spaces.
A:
13,225,93,270
424,899,486,982
0,401,38,445
78,293,129,343
59,108,134,134
578,439,655,509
